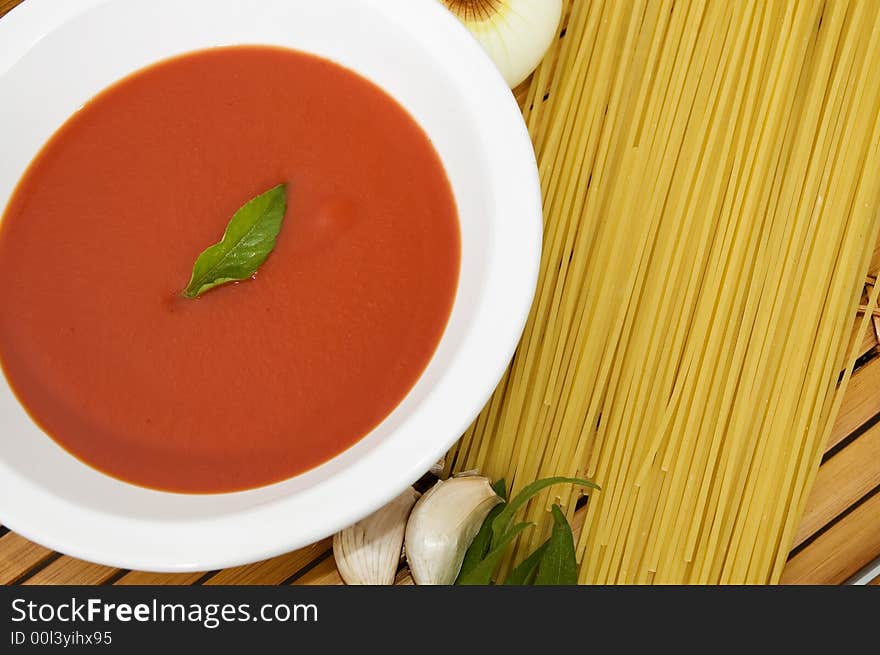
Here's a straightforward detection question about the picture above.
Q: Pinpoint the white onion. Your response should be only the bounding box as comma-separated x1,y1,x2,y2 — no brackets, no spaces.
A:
441,0,564,88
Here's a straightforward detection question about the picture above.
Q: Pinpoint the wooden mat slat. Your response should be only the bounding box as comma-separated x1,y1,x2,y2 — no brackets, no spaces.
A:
793,421,880,547
0,0,22,19
394,568,414,585
290,556,342,586
0,532,54,584
849,319,877,362
204,539,330,585
114,570,206,586
21,557,121,585
292,562,415,585
827,356,880,452
781,488,880,584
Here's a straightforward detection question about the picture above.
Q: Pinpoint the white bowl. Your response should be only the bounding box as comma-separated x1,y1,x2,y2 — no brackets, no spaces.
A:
0,0,541,571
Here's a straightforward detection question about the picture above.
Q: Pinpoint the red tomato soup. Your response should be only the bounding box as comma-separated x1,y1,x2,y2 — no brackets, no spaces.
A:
0,47,460,493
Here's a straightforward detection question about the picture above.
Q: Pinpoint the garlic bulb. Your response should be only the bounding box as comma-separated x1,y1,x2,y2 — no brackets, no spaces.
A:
333,487,419,585
441,0,564,88
404,476,502,585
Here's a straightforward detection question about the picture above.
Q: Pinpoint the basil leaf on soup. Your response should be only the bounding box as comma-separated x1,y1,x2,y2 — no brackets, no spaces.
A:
182,183,288,298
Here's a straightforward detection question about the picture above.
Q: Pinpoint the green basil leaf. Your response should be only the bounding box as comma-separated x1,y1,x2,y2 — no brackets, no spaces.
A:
491,476,600,545
457,501,506,583
534,505,578,585
182,184,288,298
454,479,508,583
503,540,549,585
492,478,508,501
456,521,533,585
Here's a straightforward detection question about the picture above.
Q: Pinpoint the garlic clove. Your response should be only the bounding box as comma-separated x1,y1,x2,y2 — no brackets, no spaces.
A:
441,0,564,88
333,487,420,585
404,476,502,585
429,457,446,478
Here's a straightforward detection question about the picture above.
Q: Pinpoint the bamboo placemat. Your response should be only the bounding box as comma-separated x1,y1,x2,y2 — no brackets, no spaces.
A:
2,0,880,586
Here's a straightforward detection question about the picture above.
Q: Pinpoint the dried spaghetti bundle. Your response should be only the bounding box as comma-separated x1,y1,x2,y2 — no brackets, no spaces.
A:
449,0,880,584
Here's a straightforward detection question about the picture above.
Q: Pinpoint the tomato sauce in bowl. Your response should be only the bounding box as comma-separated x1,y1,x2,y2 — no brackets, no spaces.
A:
0,46,460,493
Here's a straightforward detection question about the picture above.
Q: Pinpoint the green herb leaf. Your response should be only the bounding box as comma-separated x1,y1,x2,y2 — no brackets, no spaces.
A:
534,505,578,585
457,501,506,582
491,477,600,545
456,522,533,585
454,479,507,583
503,540,549,585
491,478,508,501
182,184,288,298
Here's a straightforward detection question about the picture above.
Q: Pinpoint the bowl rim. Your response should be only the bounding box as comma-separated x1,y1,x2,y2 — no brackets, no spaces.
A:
0,0,542,572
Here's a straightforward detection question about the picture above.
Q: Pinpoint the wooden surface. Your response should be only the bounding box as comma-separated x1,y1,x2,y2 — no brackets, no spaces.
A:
2,0,880,586
0,0,20,18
